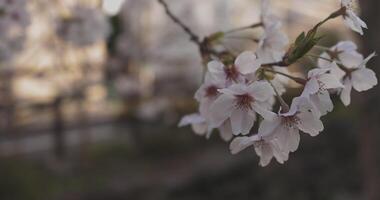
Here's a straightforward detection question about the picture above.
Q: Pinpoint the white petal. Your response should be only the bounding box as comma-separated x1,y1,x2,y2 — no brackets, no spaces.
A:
248,81,274,101
344,11,366,35
310,91,334,116
230,109,255,135
252,102,275,120
194,85,206,102
328,62,346,80
340,78,352,106
207,60,226,81
318,52,332,68
208,60,224,73
178,113,205,127
217,121,233,141
302,78,319,96
308,68,330,78
339,51,363,68
336,41,357,52
258,116,281,139
230,135,259,154
235,51,261,75
351,68,378,92
198,98,214,120
287,128,300,152
254,141,274,166
209,95,235,127
267,124,299,153
270,139,289,163
219,84,248,96
191,123,208,135
319,73,344,89
296,109,324,137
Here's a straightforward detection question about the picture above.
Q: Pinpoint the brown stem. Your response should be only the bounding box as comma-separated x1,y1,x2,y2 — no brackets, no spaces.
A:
224,22,263,34
263,68,307,85
157,0,201,46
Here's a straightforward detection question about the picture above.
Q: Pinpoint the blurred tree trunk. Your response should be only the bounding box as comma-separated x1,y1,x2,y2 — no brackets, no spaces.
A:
359,1,380,200
53,97,66,160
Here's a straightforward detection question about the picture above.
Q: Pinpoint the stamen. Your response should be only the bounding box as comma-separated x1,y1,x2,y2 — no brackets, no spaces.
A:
205,85,219,98
224,65,240,82
235,94,254,111
281,116,300,129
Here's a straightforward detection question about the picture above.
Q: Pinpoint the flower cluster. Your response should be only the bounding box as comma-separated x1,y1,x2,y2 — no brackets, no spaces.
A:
0,0,30,62
179,0,377,166
55,5,110,47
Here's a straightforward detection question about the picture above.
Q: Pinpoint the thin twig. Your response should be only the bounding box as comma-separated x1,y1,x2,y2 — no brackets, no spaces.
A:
267,80,290,112
224,22,263,34
157,0,201,45
264,68,306,85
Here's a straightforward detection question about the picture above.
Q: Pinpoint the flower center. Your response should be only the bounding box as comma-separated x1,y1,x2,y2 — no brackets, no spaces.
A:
224,65,240,82
281,116,300,128
327,49,343,60
205,85,219,98
235,94,254,110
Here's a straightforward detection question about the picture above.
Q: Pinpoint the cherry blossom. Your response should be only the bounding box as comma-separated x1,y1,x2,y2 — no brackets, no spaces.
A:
175,0,378,167
339,53,377,106
260,0,281,28
341,0,367,35
257,24,289,63
229,97,323,166
318,42,377,106
194,72,225,119
301,68,344,116
318,41,363,80
209,81,274,135
178,113,233,141
258,0,289,63
230,135,287,166
208,51,261,84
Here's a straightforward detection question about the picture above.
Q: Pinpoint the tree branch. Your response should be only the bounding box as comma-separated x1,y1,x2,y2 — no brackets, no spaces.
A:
157,0,201,46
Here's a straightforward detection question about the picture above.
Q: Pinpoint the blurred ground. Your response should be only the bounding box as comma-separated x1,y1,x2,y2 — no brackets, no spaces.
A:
0,103,370,200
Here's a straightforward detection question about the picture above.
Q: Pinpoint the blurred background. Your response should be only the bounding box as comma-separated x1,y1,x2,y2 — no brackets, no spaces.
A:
0,0,379,200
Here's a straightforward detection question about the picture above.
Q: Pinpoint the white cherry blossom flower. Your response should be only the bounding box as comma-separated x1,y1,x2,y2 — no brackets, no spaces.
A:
178,113,233,141
318,42,377,106
258,0,288,63
194,72,225,119
302,68,344,116
260,0,281,28
209,81,275,135
341,0,367,35
230,135,288,167
257,24,289,63
178,113,208,136
262,96,324,139
339,53,377,106
318,41,363,78
208,51,261,85
229,97,323,166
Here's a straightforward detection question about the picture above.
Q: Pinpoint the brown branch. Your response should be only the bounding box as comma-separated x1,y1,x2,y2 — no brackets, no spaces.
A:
224,22,263,34
157,0,201,46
